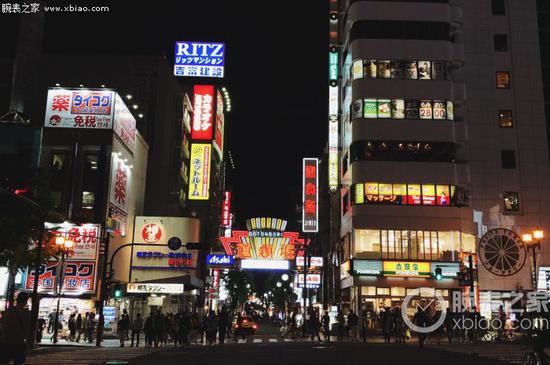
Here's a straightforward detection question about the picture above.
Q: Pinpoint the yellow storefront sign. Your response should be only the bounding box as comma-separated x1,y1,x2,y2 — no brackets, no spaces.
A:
383,261,431,278
188,143,212,200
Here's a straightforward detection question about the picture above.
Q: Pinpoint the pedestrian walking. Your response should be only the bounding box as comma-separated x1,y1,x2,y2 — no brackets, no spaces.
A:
152,310,163,348
413,306,429,347
130,313,143,347
218,307,229,344
321,311,331,343
382,307,393,344
87,312,95,344
144,312,154,347
47,311,55,334
361,310,369,342
393,307,405,343
117,309,130,347
0,292,31,365
36,317,46,343
200,312,208,343
76,313,83,342
444,308,453,344
308,307,321,342
68,313,77,341
336,310,345,343
206,310,218,345
347,309,359,341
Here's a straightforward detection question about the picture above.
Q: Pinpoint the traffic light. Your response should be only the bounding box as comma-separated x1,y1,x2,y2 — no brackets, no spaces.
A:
114,283,122,298
435,267,443,280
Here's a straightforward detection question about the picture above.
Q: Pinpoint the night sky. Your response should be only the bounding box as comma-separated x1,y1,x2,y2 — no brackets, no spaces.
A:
2,1,329,224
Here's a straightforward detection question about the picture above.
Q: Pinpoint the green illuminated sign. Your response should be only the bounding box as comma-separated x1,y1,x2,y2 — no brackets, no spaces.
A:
329,52,338,81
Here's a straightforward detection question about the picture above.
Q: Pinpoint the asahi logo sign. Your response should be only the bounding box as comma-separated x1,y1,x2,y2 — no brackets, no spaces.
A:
206,254,234,266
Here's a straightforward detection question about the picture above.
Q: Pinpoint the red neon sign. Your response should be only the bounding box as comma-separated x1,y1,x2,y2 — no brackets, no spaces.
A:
192,85,214,140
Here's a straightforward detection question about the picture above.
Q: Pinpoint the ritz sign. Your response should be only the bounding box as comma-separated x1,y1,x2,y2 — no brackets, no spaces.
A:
174,41,225,78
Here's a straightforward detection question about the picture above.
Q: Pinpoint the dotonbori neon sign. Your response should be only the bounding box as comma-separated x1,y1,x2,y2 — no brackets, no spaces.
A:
219,218,308,262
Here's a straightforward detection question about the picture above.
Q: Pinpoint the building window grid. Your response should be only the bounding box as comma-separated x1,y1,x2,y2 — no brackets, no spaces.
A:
378,230,448,261
351,59,449,81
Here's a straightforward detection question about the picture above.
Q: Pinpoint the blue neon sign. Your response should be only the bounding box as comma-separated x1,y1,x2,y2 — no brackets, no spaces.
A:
174,41,225,78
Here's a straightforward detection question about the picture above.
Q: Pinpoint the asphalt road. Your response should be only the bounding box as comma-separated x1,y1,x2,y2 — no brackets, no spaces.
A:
127,342,511,365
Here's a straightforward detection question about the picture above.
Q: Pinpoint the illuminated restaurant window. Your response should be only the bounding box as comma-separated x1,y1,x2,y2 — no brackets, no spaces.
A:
377,288,390,296
498,110,513,128
354,98,453,120
461,233,476,253
391,287,406,297
361,286,377,296
503,192,519,211
351,182,457,206
496,71,511,89
354,229,382,259
351,59,448,81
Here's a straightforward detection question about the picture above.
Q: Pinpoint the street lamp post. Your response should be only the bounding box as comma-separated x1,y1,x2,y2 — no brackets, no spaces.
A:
522,230,544,290
52,236,74,344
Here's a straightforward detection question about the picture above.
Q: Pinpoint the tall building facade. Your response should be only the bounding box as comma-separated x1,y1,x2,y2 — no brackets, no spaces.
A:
332,0,550,318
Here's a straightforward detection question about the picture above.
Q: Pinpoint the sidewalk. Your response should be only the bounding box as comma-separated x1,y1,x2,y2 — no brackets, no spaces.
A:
37,333,130,348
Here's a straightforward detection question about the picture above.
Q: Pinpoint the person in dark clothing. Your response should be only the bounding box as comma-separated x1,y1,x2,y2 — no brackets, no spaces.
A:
382,307,393,344
36,318,46,343
68,313,77,341
144,313,154,347
444,308,453,343
308,308,321,342
413,307,429,347
321,311,331,343
130,313,144,347
217,308,229,345
76,313,83,342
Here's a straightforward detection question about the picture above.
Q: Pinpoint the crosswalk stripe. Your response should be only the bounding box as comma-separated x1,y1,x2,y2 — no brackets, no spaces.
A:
269,338,278,343
284,339,293,342
238,339,247,343
253,338,262,343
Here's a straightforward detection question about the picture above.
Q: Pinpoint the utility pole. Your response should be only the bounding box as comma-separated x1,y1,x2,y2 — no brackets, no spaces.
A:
96,230,110,346
468,254,475,311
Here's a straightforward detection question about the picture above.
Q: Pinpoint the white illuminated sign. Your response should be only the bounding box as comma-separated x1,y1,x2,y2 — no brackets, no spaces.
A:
328,85,339,192
127,283,184,294
240,259,290,270
296,256,324,267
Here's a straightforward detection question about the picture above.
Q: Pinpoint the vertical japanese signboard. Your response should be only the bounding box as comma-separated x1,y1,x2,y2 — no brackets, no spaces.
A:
113,93,137,153
44,88,115,129
328,85,339,193
222,191,231,227
192,85,214,140
174,41,225,78
188,143,212,200
302,158,319,233
107,151,131,235
329,49,338,82
213,90,225,159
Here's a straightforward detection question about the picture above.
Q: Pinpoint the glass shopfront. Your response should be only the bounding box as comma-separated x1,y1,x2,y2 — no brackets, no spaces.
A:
354,229,476,261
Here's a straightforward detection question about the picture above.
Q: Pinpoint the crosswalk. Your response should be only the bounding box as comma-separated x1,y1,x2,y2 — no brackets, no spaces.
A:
194,336,301,345
26,347,156,365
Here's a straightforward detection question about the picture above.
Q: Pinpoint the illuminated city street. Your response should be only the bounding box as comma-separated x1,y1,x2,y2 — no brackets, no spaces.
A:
1,0,550,365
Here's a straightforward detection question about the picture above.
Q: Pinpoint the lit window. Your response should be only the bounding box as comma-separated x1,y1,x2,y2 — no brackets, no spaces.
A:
81,191,95,209
499,110,513,128
503,192,519,212
496,72,511,89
